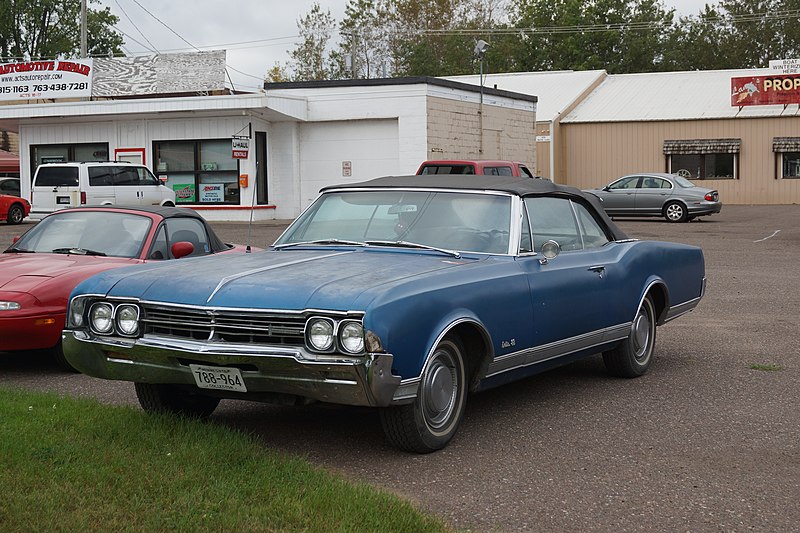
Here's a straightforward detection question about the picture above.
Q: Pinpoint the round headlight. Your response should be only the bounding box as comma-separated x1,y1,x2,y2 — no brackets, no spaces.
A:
339,321,365,354
307,318,334,351
115,304,140,336
90,303,114,334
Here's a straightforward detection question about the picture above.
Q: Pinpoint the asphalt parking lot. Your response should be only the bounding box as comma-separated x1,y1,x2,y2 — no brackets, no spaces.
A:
1,206,798,531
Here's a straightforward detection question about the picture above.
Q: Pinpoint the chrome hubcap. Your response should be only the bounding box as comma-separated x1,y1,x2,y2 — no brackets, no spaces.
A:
422,351,457,429
667,205,683,220
631,307,652,360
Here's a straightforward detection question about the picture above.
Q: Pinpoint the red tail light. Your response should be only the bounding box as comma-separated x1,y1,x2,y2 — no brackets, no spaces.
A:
80,191,87,204
704,191,718,202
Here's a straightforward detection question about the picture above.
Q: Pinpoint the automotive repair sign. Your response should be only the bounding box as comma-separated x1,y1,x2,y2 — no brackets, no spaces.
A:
731,73,800,106
0,59,93,101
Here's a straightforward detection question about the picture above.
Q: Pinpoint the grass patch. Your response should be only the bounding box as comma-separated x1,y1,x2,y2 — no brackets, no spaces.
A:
748,363,783,372
0,387,448,532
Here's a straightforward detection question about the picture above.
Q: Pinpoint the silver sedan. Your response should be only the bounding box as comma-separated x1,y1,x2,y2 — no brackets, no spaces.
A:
585,173,722,223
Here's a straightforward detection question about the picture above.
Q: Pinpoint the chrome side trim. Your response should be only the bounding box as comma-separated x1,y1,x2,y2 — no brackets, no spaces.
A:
663,296,702,323
393,377,421,403
485,323,631,379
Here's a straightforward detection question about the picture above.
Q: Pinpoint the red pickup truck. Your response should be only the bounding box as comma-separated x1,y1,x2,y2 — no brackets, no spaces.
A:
416,160,536,178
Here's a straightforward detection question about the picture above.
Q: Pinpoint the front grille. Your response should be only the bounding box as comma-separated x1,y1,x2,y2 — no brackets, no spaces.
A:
140,304,306,346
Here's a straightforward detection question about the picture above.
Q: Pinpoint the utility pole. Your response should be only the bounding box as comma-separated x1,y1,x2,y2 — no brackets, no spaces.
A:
80,0,87,57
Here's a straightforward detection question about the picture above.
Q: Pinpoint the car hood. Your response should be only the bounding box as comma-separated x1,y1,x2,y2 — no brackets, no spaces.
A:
0,252,138,292
87,248,480,311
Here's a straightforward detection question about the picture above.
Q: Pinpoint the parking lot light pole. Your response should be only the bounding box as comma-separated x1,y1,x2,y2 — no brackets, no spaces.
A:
474,39,490,156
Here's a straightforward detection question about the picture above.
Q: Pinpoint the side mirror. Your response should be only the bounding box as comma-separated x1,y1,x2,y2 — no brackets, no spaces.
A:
12,236,20,244
539,240,561,265
171,241,194,259
159,176,168,184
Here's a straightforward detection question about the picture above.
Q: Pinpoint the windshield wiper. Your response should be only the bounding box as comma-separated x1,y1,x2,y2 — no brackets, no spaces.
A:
4,248,35,253
365,240,461,259
273,238,367,250
51,247,107,256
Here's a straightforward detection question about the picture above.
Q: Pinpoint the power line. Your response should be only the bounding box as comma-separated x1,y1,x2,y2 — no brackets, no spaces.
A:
113,0,159,54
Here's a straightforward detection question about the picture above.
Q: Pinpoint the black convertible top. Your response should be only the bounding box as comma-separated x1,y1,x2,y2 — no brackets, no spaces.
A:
57,204,230,252
323,175,629,241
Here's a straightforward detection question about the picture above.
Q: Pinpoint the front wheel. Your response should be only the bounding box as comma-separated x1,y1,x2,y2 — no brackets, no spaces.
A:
6,203,24,224
51,341,79,373
379,336,468,453
134,382,220,418
664,201,688,223
603,295,656,378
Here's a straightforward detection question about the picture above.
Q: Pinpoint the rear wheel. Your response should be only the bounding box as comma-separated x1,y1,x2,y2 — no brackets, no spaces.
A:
603,295,656,378
6,203,24,224
134,382,220,418
379,336,468,453
664,201,687,223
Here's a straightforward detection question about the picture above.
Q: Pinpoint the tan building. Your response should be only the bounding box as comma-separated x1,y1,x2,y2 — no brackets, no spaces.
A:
449,70,605,179
453,68,800,204
559,68,800,204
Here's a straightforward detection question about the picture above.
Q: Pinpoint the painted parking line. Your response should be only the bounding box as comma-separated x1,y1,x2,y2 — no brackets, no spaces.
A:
754,230,781,242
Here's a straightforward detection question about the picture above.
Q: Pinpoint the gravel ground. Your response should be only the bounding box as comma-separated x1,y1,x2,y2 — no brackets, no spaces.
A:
1,206,798,531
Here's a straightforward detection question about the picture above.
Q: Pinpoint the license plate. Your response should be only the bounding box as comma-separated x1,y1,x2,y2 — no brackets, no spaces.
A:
189,364,247,392
56,196,71,204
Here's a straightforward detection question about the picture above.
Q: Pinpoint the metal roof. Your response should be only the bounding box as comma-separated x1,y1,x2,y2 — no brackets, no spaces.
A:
561,68,800,123
445,70,606,122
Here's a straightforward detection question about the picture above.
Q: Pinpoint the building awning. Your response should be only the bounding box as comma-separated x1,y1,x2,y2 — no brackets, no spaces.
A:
663,138,741,154
772,137,800,152
0,149,19,173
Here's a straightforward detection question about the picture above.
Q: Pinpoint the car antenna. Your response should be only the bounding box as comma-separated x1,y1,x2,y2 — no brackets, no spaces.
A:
245,160,257,253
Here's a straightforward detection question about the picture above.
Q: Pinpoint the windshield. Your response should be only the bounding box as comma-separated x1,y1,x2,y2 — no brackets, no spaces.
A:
275,190,513,254
9,211,152,258
673,175,695,188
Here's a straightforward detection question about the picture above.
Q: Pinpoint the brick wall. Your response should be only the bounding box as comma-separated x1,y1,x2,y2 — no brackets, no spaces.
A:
426,96,536,168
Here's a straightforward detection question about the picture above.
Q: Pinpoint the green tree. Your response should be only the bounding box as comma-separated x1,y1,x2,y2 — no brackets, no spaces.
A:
510,0,674,73
661,5,735,70
288,2,338,81
0,0,122,61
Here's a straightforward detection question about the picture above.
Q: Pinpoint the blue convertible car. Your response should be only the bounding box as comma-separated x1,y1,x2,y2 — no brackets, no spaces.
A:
64,175,706,453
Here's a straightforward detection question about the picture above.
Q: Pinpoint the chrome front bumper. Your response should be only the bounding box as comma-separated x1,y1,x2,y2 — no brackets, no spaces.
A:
63,330,403,407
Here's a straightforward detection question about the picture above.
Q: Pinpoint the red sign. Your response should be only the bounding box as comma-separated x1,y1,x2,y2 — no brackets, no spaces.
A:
232,137,249,159
731,74,800,106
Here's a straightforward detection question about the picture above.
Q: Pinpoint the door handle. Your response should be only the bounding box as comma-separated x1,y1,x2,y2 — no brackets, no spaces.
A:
588,265,606,278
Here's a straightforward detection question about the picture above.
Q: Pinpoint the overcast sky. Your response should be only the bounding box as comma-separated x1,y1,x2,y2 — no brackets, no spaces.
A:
96,0,709,92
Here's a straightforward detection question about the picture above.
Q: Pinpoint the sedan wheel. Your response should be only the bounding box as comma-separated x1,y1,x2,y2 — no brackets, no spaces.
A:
664,201,687,223
6,204,24,225
603,295,656,378
134,382,220,418
380,336,468,453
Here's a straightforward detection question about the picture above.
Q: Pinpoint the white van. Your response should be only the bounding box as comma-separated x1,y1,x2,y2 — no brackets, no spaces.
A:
30,161,176,219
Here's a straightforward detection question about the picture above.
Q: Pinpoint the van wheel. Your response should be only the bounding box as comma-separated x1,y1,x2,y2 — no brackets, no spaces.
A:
6,203,24,224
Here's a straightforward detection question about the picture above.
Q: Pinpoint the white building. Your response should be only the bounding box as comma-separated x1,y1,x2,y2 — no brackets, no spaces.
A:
0,54,538,220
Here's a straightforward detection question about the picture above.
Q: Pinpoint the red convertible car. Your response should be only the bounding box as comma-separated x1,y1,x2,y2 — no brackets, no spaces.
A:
0,205,251,369
1,193,29,225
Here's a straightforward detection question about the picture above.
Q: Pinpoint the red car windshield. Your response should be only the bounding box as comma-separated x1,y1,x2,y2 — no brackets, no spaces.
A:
9,211,152,258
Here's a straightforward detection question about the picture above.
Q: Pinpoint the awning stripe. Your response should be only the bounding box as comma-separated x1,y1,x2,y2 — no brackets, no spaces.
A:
663,138,741,155
772,137,800,152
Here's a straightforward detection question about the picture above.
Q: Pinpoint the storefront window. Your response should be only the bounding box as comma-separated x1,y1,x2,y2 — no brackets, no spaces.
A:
782,152,800,179
154,139,239,205
30,143,109,177
670,153,735,180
